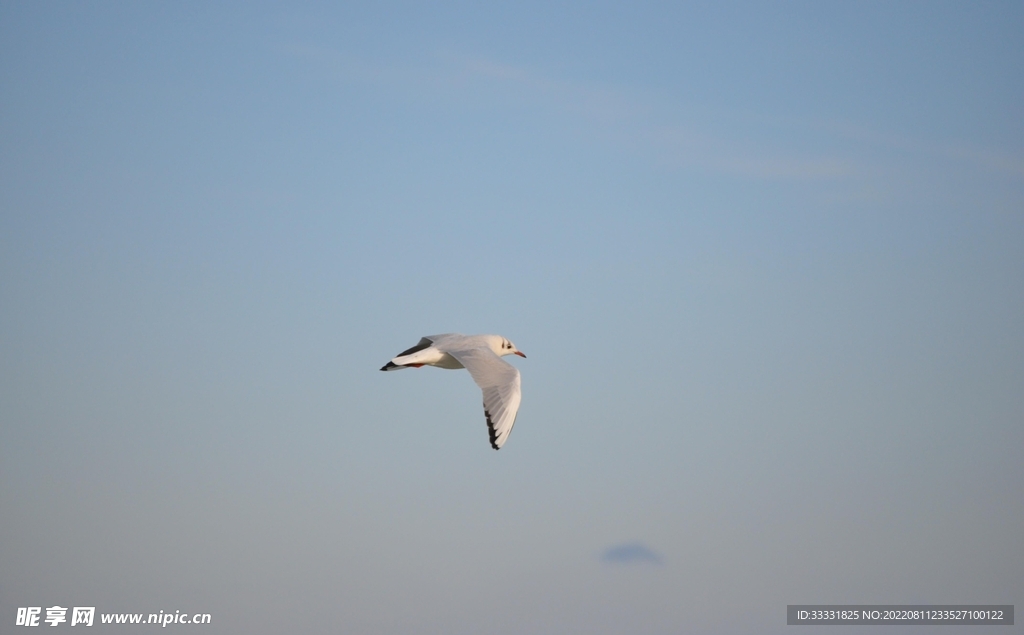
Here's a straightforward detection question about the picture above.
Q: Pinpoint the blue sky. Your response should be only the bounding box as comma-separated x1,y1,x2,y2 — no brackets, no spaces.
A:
2,2,1022,633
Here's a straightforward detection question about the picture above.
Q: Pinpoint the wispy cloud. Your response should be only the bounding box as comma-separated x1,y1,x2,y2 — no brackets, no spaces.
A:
444,54,854,180
601,542,664,565
752,112,1024,180
282,44,1023,183
650,124,857,179
281,43,416,85
451,55,640,124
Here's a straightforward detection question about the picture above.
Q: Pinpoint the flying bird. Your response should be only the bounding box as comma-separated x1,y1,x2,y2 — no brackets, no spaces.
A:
380,334,526,450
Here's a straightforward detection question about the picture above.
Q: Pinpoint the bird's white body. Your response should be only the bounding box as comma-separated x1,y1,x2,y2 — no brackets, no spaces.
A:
380,334,526,450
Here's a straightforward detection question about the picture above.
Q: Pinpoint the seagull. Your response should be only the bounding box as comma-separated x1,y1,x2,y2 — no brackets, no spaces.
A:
380,334,526,450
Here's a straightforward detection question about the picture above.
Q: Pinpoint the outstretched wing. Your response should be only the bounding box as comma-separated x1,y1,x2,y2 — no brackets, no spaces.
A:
395,337,435,358
379,337,435,371
447,347,522,450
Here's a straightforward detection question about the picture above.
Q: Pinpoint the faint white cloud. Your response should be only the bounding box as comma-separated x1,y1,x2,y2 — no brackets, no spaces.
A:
281,44,1023,183
281,43,412,84
427,54,874,181
770,113,1024,179
651,124,857,179
451,55,640,124
941,145,1024,179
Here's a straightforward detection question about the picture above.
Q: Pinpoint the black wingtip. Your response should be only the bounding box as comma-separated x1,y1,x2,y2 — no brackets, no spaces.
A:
485,409,501,450
380,361,398,371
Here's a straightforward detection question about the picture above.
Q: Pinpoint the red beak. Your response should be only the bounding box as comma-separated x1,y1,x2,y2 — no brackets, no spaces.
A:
515,351,526,358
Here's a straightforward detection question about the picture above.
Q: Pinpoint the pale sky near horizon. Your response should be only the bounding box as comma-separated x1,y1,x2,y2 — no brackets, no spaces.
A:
2,2,1022,633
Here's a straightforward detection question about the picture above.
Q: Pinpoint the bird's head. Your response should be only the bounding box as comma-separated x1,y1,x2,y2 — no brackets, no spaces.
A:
495,336,526,358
